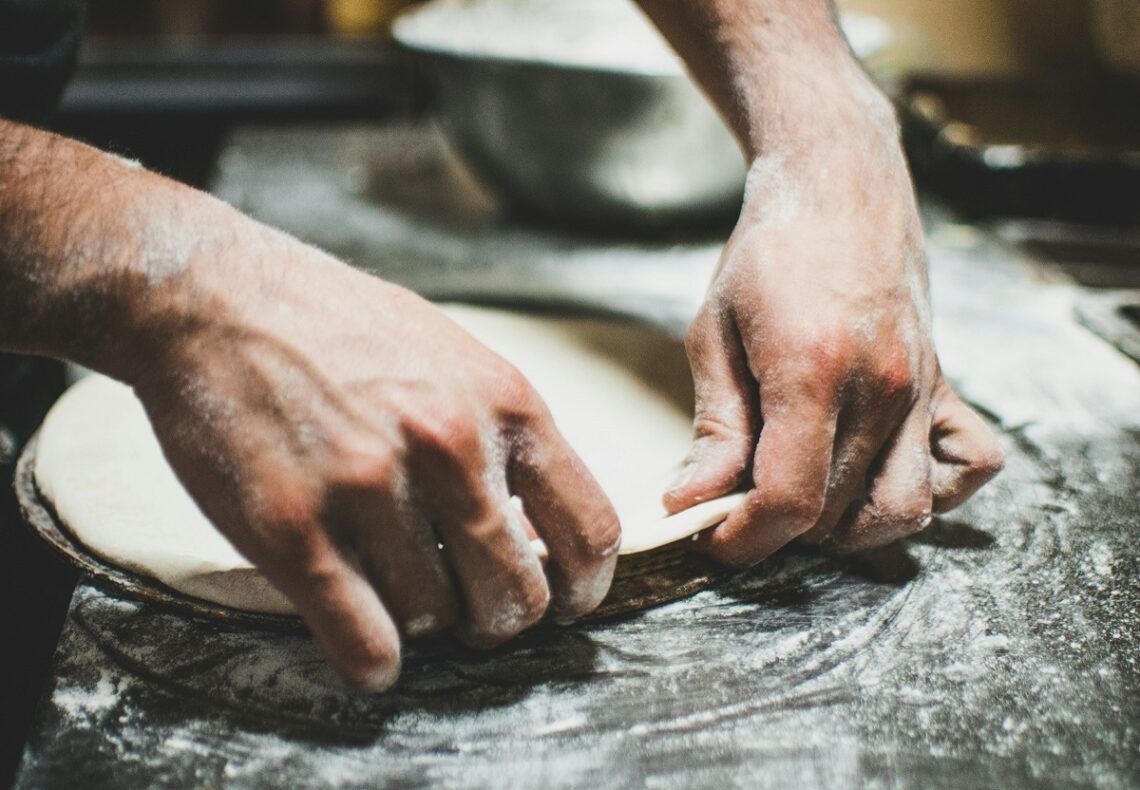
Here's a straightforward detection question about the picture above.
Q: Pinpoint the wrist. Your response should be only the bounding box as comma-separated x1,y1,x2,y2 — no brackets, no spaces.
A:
108,203,293,388
738,72,907,225
55,178,258,386
0,124,251,383
740,53,897,162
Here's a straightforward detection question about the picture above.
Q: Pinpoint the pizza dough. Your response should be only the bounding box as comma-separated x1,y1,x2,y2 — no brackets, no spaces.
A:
33,304,742,615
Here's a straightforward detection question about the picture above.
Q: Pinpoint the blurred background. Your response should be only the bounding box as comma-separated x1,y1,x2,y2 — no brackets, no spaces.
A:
59,0,1139,226
76,0,1112,74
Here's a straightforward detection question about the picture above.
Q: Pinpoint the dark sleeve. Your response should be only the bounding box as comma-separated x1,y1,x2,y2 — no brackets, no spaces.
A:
0,0,85,122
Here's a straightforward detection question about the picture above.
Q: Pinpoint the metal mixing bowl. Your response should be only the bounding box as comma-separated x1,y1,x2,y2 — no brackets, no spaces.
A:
393,0,891,233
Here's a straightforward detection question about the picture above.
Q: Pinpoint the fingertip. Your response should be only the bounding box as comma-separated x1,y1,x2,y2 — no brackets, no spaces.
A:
527,495,618,620
662,472,721,514
509,432,620,620
309,613,402,692
546,547,617,621
276,556,404,694
314,612,403,692
457,578,552,649
353,653,403,693
825,508,933,555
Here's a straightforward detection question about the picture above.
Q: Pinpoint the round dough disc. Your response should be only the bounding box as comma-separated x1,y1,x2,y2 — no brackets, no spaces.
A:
33,304,740,615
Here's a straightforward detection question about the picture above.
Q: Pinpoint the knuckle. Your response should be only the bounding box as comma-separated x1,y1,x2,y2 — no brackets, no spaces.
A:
250,488,323,564
294,549,349,593
872,341,916,402
497,371,549,431
494,362,537,407
329,446,399,494
404,403,480,462
798,323,856,377
691,413,750,443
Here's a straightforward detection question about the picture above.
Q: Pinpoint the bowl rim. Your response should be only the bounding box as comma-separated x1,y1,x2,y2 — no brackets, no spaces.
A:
392,1,894,79
392,9,685,78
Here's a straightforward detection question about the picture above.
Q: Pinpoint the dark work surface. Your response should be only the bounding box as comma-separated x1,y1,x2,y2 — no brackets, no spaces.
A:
14,125,1140,789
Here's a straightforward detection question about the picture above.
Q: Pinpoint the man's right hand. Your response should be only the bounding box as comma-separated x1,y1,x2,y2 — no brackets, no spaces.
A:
0,121,620,690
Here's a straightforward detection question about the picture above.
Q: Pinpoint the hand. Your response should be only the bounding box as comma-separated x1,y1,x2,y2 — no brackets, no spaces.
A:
665,100,1004,566
128,228,620,689
0,122,619,688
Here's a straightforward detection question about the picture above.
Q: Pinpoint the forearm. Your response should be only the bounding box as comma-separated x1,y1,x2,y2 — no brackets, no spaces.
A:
635,0,894,161
0,120,251,381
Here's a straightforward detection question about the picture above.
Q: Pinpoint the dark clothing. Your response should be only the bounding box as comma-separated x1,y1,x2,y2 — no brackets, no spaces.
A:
0,0,84,121
0,3,84,784
0,0,82,508
0,0,83,467
0,0,84,453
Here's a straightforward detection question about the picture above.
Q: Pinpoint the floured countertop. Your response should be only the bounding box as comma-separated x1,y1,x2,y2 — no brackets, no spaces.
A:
14,124,1139,789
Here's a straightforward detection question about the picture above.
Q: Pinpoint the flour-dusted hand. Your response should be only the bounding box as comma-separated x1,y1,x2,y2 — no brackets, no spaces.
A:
665,128,1004,563
0,121,620,690
134,246,621,686
638,0,1004,565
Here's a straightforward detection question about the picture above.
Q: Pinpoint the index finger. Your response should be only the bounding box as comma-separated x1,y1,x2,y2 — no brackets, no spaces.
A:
250,526,403,691
509,418,622,620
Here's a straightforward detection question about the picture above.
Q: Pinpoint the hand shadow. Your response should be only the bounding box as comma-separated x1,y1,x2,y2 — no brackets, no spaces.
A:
69,587,603,746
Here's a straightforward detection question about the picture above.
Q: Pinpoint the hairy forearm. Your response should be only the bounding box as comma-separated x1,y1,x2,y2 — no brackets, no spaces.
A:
636,0,894,160
0,120,250,381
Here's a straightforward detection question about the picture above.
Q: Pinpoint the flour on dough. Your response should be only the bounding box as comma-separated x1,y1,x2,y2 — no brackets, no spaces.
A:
34,305,739,614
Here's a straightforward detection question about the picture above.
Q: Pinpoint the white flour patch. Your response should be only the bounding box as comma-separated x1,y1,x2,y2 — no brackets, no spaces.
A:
52,668,123,719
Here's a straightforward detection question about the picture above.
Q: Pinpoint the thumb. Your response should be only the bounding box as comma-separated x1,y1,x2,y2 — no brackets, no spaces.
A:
664,306,758,513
